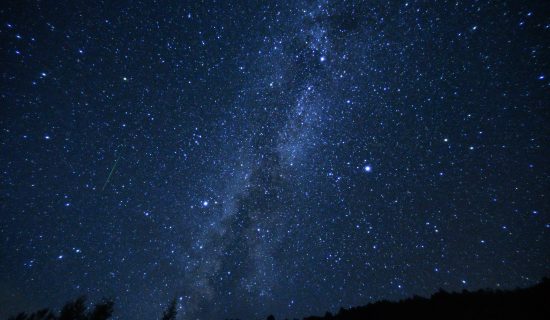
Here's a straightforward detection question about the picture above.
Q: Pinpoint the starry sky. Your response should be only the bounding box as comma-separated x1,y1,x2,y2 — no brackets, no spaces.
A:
1,1,549,319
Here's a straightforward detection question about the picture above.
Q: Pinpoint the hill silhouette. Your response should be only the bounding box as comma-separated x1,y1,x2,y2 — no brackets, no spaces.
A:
8,278,550,320
295,278,550,320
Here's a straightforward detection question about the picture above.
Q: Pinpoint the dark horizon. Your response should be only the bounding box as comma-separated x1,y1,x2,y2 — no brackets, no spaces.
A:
8,278,550,320
1,0,549,319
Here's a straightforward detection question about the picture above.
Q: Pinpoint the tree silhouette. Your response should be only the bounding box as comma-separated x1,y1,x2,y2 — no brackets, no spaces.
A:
8,278,550,320
8,296,113,320
161,298,178,320
58,297,87,320
88,299,114,320
8,309,55,320
301,278,550,320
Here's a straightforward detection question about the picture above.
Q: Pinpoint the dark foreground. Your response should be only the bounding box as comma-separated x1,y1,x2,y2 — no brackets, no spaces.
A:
299,278,550,320
9,278,550,320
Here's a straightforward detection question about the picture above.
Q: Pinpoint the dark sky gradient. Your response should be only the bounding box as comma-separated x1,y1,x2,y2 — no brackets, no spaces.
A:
1,1,549,319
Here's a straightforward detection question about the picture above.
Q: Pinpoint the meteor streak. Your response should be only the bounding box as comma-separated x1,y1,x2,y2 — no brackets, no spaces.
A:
101,157,119,191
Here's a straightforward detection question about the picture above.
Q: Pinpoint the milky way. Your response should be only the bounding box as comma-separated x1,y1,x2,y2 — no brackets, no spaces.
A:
1,1,549,319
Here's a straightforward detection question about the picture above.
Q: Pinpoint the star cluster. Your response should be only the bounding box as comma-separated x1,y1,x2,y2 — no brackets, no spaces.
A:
1,1,549,319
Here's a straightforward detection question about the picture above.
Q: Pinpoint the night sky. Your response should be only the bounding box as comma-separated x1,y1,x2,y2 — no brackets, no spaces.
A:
1,1,549,319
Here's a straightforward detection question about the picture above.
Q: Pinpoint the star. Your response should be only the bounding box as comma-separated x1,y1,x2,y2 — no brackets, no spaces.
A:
1,2,546,320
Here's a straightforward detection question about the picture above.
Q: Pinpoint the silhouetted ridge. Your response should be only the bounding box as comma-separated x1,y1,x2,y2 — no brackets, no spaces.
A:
296,278,550,320
8,279,550,319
